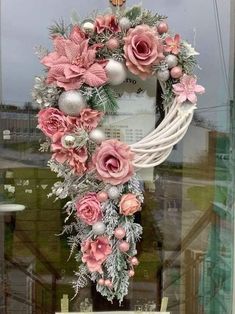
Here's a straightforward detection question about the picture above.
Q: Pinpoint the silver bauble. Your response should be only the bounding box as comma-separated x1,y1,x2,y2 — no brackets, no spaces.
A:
107,186,120,200
165,54,178,69
92,221,106,235
89,128,106,144
106,60,127,85
119,17,131,31
82,21,95,33
58,91,86,116
61,134,77,149
157,70,170,82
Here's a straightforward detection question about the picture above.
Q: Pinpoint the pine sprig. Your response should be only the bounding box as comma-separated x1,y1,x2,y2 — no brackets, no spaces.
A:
88,85,119,114
48,19,69,37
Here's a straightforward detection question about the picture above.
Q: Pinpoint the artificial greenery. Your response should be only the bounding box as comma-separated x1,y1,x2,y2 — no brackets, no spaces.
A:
87,85,119,114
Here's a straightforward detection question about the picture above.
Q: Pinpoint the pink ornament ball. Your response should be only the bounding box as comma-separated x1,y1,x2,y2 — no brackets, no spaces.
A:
157,21,169,34
107,38,119,50
98,278,105,286
130,257,139,266
104,279,113,288
119,241,130,252
114,226,126,240
128,269,135,277
170,66,183,79
97,191,108,203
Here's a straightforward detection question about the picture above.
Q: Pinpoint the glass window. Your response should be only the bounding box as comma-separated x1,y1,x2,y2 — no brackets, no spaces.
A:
0,0,234,313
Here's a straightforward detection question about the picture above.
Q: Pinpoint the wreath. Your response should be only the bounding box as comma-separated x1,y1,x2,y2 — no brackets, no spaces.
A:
33,5,205,303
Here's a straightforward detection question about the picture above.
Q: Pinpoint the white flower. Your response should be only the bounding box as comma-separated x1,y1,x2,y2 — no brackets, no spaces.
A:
182,41,200,58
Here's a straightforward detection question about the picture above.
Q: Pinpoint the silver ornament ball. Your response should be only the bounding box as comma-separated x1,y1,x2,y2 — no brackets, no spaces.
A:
108,186,120,200
61,134,77,149
89,128,106,144
165,54,178,69
106,60,127,86
157,69,170,82
58,90,86,116
82,20,95,33
92,221,106,235
119,17,131,31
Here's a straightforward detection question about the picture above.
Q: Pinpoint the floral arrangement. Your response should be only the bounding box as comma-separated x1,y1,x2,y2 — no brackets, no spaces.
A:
33,5,204,303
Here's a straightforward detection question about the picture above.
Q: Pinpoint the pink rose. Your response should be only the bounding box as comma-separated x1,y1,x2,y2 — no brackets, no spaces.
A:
38,108,67,139
94,15,120,34
119,193,141,216
124,25,164,80
81,236,112,273
76,193,102,225
51,143,88,174
92,139,134,185
79,108,103,131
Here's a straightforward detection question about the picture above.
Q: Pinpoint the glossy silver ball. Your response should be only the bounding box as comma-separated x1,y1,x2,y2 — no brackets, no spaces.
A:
92,221,106,235
165,54,178,69
82,20,95,33
108,186,120,200
58,91,86,116
157,70,170,82
61,134,77,149
119,17,131,31
106,60,127,85
89,128,106,144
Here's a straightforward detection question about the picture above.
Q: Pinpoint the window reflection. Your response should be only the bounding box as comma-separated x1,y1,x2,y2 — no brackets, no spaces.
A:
0,0,234,313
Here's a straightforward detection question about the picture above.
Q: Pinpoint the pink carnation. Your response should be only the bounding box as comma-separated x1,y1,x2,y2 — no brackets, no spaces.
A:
79,108,103,131
38,108,67,140
76,193,102,225
41,26,107,91
92,139,134,185
81,237,112,273
124,25,164,80
51,142,88,174
94,15,120,34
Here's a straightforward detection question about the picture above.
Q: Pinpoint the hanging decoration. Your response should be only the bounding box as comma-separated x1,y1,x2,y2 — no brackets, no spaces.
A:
33,5,205,303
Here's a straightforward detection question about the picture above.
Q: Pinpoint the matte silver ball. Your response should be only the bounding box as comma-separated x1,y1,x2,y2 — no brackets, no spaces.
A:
106,60,127,85
108,186,120,200
58,91,86,116
89,128,106,144
165,54,178,69
92,221,106,235
157,70,170,82
61,134,77,148
119,17,131,31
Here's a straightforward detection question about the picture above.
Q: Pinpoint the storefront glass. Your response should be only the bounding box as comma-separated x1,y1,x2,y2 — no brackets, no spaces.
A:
0,0,234,313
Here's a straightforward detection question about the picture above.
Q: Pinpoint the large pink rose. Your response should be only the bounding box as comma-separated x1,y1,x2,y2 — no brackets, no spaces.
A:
92,139,134,185
119,193,141,216
41,26,107,90
38,108,67,139
94,15,120,34
79,108,103,131
51,143,88,174
76,193,102,225
81,236,112,273
124,25,164,80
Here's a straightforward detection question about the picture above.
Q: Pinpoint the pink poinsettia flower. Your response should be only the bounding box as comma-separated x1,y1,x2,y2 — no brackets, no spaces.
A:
51,142,88,174
94,15,120,34
41,26,108,91
164,34,181,55
173,74,205,103
81,237,112,273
